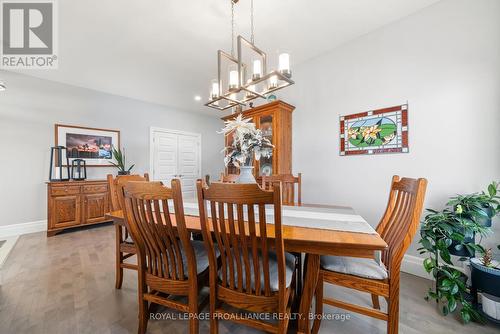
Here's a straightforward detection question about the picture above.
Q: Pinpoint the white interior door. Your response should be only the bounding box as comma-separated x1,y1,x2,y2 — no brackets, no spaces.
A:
177,134,200,199
152,131,178,187
151,129,201,200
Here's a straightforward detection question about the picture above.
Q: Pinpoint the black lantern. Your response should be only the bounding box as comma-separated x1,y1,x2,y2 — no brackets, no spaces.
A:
71,159,87,181
49,146,70,181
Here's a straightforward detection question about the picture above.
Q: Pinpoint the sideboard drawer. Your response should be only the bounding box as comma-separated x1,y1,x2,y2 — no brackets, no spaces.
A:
51,186,81,196
83,184,108,194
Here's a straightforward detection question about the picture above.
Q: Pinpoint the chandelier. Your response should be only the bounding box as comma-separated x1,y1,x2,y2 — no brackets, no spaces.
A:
205,0,294,111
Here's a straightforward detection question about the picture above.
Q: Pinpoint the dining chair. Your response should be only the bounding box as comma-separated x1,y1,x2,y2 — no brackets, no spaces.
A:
262,173,303,297
219,172,239,183
107,173,149,289
261,173,302,206
123,180,210,334
196,180,297,334
312,175,427,334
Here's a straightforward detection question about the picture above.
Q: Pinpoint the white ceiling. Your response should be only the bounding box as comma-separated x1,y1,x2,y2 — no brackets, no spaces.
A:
11,0,441,115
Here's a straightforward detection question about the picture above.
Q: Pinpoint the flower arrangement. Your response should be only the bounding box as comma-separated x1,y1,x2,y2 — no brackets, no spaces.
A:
219,114,274,167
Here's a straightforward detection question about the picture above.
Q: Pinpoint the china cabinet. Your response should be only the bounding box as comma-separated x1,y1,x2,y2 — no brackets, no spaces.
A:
221,100,294,179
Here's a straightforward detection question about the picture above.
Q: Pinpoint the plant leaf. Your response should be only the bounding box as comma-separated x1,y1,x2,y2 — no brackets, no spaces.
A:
488,183,497,197
460,309,471,323
448,297,457,312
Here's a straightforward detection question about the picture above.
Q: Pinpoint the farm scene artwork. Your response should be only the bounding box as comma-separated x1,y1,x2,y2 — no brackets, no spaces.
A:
340,105,409,156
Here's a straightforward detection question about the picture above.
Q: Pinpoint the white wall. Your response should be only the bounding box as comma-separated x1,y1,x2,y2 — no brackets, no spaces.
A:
282,0,500,256
0,71,223,228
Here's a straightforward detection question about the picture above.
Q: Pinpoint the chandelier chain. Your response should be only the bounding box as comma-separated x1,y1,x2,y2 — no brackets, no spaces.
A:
231,0,235,57
250,0,255,44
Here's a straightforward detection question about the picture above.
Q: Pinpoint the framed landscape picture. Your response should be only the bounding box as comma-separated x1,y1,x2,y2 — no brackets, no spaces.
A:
55,124,120,166
340,104,409,156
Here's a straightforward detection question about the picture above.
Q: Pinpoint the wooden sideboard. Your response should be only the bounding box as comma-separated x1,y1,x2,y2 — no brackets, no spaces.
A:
47,179,111,237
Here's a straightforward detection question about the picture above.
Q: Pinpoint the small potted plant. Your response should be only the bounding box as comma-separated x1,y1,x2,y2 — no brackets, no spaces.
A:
469,246,500,322
110,146,135,175
218,114,274,183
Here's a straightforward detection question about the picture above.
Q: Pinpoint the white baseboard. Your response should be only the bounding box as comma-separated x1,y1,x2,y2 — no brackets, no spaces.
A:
401,254,429,279
0,220,47,238
401,254,466,280
0,236,19,285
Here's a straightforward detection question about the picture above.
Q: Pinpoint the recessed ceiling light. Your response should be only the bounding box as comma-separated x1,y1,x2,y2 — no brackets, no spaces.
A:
194,95,201,101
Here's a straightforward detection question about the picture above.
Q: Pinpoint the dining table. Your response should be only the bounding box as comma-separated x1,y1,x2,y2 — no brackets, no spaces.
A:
106,201,387,334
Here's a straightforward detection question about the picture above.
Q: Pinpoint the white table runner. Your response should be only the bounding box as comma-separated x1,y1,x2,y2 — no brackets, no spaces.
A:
168,201,376,235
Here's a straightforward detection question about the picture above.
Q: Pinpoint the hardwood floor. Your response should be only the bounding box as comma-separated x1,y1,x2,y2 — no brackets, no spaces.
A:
0,224,498,334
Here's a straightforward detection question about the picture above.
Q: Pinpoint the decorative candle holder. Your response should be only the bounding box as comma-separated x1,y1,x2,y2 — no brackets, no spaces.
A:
71,159,87,181
49,146,70,181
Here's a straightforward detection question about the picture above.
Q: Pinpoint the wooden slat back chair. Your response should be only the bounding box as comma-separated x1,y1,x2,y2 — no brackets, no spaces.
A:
107,173,149,289
196,180,296,334
312,176,427,334
123,180,209,334
262,173,303,297
261,173,302,206
219,172,239,183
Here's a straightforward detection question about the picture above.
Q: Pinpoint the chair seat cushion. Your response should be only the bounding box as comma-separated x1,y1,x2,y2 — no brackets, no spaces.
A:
156,240,215,278
219,252,296,292
320,256,388,280
188,240,212,275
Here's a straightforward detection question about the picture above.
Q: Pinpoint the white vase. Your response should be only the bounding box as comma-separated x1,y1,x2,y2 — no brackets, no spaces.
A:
237,166,256,184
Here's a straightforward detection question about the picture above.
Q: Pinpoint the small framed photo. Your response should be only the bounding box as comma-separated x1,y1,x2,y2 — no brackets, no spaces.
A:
55,124,120,167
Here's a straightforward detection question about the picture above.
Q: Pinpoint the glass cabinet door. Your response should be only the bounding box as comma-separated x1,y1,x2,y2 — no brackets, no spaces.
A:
258,114,274,176
225,130,239,175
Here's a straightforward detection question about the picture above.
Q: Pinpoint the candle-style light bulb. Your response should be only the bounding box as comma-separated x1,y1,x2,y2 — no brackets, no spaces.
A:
279,53,291,78
210,80,219,100
269,74,278,89
252,59,262,80
229,70,239,90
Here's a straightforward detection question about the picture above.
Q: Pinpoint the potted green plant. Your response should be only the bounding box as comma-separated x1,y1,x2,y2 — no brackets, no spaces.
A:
110,146,135,175
447,181,500,228
470,247,500,321
418,184,498,324
419,208,487,323
445,182,500,257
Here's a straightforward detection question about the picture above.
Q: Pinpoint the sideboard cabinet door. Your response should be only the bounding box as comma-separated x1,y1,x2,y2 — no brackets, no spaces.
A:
82,192,109,224
50,195,81,228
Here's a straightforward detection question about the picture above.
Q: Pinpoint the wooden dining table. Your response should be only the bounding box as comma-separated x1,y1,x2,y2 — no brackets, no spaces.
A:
105,203,387,334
